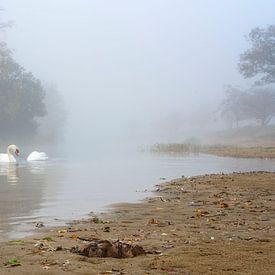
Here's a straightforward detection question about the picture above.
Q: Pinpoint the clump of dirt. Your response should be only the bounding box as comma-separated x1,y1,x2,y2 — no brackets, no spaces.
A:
71,239,145,258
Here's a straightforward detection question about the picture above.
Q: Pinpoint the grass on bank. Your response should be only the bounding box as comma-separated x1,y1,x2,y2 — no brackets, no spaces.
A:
149,143,275,159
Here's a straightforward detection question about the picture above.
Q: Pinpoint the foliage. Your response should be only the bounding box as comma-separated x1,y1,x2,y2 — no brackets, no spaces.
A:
0,42,46,139
36,83,66,142
221,86,275,126
6,258,21,267
220,86,247,127
239,25,275,84
0,11,66,143
242,87,275,125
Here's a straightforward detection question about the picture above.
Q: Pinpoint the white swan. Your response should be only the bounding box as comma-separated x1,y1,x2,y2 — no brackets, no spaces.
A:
0,145,20,163
27,151,48,161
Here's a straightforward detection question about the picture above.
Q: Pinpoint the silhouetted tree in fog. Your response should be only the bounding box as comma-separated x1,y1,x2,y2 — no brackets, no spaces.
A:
37,83,66,142
221,25,275,128
0,17,46,140
239,25,275,84
221,86,275,127
221,86,247,127
242,87,275,126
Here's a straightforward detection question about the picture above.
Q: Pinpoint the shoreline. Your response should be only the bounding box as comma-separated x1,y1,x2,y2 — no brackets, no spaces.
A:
0,171,274,274
150,144,275,159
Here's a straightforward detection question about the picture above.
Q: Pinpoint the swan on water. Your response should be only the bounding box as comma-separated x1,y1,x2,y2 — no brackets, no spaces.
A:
27,151,48,161
0,145,20,163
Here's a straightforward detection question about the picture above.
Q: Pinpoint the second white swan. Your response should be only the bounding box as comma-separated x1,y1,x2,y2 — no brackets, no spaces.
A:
27,151,48,161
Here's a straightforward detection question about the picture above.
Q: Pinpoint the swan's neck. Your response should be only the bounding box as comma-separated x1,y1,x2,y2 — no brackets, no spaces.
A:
7,147,13,162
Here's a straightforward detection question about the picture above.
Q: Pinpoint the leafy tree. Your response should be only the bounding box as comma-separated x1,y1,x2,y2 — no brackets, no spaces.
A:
221,86,247,127
221,86,275,127
242,87,275,126
239,25,275,84
0,38,46,139
37,83,66,142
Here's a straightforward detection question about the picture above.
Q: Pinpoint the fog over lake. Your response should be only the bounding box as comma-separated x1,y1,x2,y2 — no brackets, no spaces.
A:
1,1,274,154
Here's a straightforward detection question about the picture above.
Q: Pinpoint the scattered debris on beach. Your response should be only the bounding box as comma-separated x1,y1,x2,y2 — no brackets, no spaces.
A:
0,171,274,274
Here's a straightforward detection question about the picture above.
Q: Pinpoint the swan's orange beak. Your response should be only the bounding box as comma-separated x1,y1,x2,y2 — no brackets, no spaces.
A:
15,149,20,156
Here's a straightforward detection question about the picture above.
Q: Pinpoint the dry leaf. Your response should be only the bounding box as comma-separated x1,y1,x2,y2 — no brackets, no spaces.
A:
220,202,229,208
148,218,159,225
71,234,78,240
196,208,209,217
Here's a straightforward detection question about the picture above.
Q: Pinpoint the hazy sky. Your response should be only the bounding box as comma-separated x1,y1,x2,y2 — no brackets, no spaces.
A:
1,0,275,149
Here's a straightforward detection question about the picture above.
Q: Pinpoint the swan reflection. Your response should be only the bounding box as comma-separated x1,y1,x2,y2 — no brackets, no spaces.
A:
0,161,48,240
0,161,47,184
0,163,19,184
27,161,46,175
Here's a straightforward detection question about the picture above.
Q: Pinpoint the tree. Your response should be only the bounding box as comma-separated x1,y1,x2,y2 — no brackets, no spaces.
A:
242,87,275,126
221,86,275,127
220,86,247,127
0,35,46,139
239,25,275,84
36,83,66,142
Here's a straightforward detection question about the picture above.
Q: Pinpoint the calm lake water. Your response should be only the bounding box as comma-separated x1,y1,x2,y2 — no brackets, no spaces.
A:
1,152,275,240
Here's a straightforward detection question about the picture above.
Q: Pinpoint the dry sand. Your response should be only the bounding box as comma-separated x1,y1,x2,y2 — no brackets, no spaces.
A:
0,171,274,274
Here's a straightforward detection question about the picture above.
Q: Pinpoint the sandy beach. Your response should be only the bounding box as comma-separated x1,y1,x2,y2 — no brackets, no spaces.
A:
0,170,274,274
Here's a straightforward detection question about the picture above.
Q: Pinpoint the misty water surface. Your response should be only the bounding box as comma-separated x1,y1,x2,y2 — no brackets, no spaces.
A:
1,152,275,240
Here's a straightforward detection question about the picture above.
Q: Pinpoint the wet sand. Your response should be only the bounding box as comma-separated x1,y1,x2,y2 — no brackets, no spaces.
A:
0,171,274,274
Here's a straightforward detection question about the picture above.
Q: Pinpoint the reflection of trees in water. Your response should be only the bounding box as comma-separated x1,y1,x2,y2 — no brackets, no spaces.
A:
0,163,47,239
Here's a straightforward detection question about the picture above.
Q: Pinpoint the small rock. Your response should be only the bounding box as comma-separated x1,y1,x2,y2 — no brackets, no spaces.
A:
35,222,44,228
103,226,110,232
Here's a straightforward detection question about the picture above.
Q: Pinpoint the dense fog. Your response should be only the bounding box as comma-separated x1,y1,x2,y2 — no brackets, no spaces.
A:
0,0,275,157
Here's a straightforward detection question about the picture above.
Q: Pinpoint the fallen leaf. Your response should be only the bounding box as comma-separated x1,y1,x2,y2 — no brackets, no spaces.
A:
245,200,253,207
58,229,67,234
43,236,53,242
220,202,229,208
162,243,174,249
196,209,209,217
148,218,159,225
71,234,78,240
